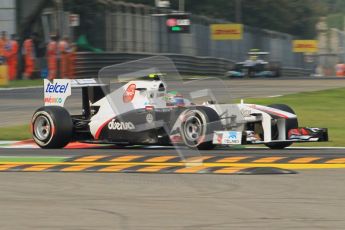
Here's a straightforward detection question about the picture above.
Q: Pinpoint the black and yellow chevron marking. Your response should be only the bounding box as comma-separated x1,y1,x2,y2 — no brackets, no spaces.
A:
1,155,344,174
67,155,345,164
0,163,295,175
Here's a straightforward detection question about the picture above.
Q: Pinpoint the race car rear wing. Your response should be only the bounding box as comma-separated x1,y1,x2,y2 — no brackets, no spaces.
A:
248,51,269,55
71,78,108,88
43,79,107,108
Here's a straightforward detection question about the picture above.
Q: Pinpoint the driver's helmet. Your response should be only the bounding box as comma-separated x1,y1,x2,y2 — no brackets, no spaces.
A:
249,55,258,61
249,48,260,61
148,73,166,80
165,90,185,107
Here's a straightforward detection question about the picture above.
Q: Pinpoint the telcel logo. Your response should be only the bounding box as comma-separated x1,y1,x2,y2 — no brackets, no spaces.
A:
45,82,69,93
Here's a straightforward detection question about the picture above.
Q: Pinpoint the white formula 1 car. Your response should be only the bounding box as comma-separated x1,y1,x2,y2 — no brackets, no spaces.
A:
31,74,328,149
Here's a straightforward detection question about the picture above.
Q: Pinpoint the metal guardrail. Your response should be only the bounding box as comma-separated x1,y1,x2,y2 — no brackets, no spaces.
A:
281,67,313,77
75,52,312,78
75,52,234,78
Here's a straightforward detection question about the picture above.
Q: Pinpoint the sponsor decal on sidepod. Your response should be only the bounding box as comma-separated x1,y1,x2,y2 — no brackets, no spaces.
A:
108,119,135,130
123,84,136,103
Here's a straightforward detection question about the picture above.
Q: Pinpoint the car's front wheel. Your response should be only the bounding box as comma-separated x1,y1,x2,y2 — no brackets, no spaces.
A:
32,106,73,149
179,107,222,150
264,104,298,149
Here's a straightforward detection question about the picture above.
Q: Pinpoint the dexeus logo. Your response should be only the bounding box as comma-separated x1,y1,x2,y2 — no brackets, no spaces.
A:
45,82,69,93
123,84,136,103
108,119,135,130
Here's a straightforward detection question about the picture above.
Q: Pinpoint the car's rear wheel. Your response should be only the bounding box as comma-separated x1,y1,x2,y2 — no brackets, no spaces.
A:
179,107,222,150
264,104,298,149
32,106,73,149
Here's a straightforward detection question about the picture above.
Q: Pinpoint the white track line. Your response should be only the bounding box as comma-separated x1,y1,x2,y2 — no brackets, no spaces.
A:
0,86,42,91
246,146,345,150
267,95,282,98
0,141,16,145
1,140,344,150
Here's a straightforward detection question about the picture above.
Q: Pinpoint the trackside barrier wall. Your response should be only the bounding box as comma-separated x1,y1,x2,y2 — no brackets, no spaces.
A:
75,52,312,78
78,1,308,69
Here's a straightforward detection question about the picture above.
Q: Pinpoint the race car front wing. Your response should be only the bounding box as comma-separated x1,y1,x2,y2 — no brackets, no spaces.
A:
213,127,328,145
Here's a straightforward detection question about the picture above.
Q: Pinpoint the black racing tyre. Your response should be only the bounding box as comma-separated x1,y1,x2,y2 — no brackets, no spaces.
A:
247,67,256,78
31,106,73,149
268,62,281,77
265,104,298,149
179,107,222,150
271,67,281,78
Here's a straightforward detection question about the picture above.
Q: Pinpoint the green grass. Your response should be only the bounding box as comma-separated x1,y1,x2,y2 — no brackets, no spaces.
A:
0,79,43,88
0,125,31,140
243,87,345,147
0,87,344,147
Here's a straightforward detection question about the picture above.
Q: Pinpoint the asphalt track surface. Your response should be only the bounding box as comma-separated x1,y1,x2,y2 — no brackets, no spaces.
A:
1,78,345,229
1,169,344,230
0,147,344,229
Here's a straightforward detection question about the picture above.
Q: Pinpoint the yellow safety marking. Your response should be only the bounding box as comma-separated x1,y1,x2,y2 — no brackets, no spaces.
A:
184,156,213,163
110,155,142,162
216,156,249,163
98,164,134,172
137,165,172,172
0,161,182,166
289,157,320,164
175,165,210,173
0,161,345,170
61,164,96,172
23,164,56,172
207,163,345,169
144,156,177,162
214,167,244,174
253,157,286,163
0,164,21,170
326,158,345,164
73,155,108,162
